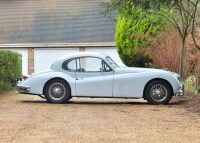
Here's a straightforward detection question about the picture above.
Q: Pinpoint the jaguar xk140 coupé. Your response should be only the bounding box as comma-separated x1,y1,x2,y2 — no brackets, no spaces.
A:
17,52,183,104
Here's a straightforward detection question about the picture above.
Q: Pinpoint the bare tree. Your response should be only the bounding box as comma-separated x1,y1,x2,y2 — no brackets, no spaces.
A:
156,0,200,78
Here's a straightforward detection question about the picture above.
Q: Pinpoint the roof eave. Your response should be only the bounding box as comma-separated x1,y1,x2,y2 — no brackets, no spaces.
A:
0,42,116,48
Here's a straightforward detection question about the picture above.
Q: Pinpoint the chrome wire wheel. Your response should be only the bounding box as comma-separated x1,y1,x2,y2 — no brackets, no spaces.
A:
150,84,168,102
48,82,66,101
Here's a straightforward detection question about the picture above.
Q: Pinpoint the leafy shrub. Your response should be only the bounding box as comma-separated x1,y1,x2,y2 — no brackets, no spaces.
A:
148,30,200,94
115,3,168,67
149,29,200,82
184,75,199,95
149,30,180,72
0,50,22,92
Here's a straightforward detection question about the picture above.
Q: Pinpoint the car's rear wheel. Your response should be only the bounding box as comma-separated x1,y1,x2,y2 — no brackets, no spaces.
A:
144,80,173,104
44,79,71,103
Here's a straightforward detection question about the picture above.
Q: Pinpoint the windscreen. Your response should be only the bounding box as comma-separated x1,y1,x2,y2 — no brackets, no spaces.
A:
106,56,118,69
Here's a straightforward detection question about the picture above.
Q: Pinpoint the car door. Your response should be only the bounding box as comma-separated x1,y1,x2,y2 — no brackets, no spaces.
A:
75,57,114,97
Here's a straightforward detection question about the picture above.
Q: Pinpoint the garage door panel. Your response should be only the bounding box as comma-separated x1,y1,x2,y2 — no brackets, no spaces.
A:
86,48,125,67
34,48,79,73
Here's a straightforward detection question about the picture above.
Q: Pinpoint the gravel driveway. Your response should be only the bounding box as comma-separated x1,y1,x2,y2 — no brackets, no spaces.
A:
0,91,199,143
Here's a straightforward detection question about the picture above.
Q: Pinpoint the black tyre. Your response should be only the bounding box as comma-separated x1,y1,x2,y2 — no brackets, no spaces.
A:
144,80,173,104
44,79,71,103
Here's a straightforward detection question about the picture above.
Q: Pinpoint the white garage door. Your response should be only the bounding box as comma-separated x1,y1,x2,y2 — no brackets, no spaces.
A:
86,48,126,67
1,49,28,75
34,48,79,73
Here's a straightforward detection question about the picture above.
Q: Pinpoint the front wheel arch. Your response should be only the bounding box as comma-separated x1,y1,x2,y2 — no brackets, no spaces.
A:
143,78,174,100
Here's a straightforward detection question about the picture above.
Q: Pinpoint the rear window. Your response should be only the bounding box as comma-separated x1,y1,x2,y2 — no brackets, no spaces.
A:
62,58,76,72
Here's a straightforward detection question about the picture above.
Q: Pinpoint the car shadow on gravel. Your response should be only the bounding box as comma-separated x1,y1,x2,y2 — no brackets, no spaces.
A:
18,97,188,106
17,100,185,106
18,100,47,104
18,99,149,105
169,99,188,105
68,100,149,105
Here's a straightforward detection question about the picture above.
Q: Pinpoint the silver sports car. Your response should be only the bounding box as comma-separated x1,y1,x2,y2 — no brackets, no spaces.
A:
17,52,183,104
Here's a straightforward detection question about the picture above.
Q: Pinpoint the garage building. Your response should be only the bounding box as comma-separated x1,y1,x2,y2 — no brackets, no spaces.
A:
0,0,125,75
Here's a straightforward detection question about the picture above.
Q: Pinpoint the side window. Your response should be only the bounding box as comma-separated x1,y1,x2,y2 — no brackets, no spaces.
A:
102,61,112,72
62,58,76,72
77,57,112,72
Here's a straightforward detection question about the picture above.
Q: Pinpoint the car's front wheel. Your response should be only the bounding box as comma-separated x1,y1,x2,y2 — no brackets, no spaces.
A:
44,79,71,103
144,80,173,104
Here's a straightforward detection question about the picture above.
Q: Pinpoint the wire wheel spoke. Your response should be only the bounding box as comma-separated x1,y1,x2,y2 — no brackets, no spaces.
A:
150,84,168,102
49,82,66,100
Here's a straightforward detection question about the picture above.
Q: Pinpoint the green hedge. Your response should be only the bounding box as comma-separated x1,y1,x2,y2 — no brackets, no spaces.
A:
115,3,168,67
0,50,22,92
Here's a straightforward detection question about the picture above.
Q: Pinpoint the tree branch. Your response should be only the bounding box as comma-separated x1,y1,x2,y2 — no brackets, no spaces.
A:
175,0,194,18
151,10,184,38
191,0,200,50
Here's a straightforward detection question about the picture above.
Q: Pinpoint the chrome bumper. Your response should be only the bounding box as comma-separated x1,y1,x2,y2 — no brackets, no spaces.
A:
16,85,30,93
176,84,184,96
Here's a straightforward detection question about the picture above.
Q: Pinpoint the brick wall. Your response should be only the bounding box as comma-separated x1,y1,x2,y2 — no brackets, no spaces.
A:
28,48,34,74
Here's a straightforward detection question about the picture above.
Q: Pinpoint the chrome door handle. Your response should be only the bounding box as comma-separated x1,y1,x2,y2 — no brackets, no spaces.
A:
76,78,83,80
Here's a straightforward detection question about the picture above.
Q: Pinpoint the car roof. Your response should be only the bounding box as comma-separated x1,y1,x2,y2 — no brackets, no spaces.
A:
57,52,108,61
51,52,116,71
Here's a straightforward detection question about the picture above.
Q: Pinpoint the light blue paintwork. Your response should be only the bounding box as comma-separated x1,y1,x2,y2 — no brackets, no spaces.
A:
17,52,182,98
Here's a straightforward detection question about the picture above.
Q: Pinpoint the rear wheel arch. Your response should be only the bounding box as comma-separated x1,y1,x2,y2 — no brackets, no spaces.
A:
43,77,71,96
143,78,174,99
